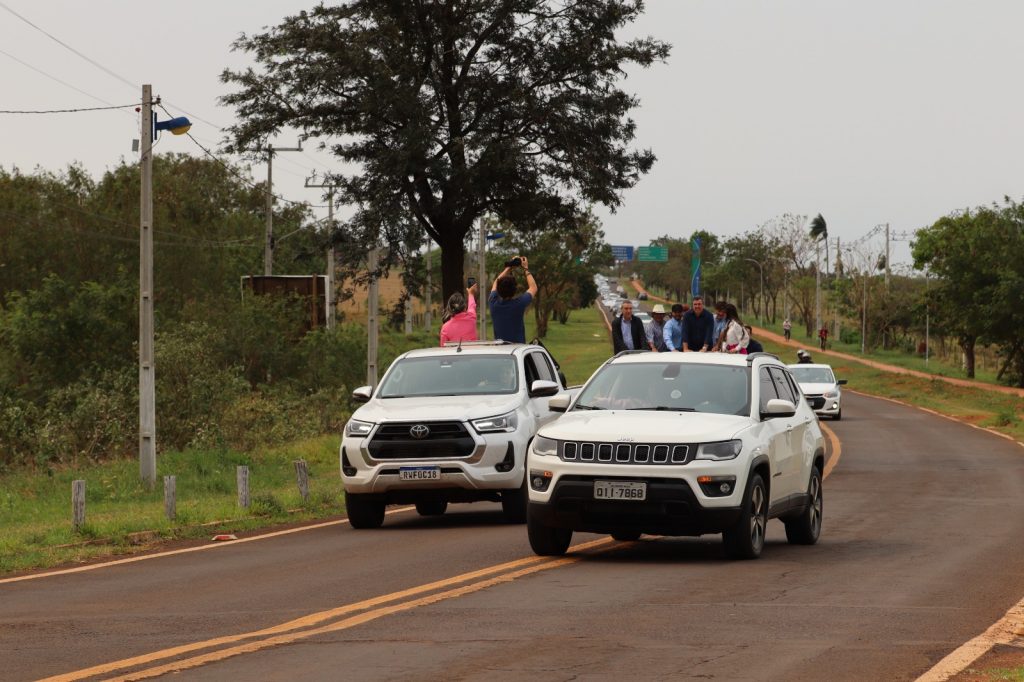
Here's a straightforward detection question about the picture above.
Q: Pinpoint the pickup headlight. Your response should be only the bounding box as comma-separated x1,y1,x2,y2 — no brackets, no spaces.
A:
471,411,518,434
344,419,374,437
824,388,840,399
695,439,742,461
532,435,558,457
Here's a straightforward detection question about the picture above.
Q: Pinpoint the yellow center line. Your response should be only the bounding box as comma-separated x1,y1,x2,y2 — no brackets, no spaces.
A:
42,537,614,682
821,422,842,480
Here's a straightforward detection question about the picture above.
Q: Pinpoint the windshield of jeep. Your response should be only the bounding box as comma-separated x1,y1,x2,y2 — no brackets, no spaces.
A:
788,366,836,384
573,362,751,416
378,355,519,398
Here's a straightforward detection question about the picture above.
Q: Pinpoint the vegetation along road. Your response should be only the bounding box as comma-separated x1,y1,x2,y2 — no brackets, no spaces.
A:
3,392,1024,681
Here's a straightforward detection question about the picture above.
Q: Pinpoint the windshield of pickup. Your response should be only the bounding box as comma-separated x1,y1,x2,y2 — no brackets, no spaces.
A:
789,366,836,384
573,362,751,416
378,355,519,398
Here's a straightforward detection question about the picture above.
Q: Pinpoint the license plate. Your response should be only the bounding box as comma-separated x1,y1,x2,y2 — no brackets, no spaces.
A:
398,466,441,481
594,480,647,501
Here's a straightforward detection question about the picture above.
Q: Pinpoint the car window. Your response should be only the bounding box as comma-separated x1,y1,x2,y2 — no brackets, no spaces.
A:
378,355,519,397
783,370,803,402
574,361,751,416
527,351,556,384
758,367,778,411
769,367,798,404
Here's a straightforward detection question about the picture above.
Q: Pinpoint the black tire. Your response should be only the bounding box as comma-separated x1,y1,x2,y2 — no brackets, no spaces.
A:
415,500,448,517
345,493,385,529
722,473,768,560
527,507,572,556
832,409,842,421
501,476,529,523
784,466,823,545
611,531,642,542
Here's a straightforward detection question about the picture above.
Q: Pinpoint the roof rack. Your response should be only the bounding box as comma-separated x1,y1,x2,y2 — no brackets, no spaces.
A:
612,350,650,358
441,339,512,347
745,352,780,363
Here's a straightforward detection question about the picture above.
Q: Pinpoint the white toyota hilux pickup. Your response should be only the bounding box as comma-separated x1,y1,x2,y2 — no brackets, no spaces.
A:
340,341,578,528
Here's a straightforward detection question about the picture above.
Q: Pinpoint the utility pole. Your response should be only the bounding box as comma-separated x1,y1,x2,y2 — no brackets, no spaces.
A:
815,240,822,334
861,271,868,355
834,237,841,342
261,142,302,275
367,247,379,388
885,223,891,291
425,245,433,330
139,84,156,487
478,220,487,340
304,179,337,329
925,269,930,366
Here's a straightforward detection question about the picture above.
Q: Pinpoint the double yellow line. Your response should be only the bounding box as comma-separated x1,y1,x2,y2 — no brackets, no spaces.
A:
43,538,616,682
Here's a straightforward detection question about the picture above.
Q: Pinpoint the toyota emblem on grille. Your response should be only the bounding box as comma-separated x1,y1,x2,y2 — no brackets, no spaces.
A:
409,424,430,439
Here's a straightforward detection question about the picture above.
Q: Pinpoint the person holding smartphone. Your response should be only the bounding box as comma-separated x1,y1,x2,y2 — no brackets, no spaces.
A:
489,255,537,343
439,279,479,346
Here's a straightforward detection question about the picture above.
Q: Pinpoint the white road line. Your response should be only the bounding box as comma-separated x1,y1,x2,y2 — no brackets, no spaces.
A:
0,506,415,585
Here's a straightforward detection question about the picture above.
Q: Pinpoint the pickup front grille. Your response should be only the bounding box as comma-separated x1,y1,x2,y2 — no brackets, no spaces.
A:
559,441,691,465
368,421,476,460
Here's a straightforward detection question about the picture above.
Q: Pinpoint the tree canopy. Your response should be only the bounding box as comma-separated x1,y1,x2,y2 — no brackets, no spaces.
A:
220,0,670,301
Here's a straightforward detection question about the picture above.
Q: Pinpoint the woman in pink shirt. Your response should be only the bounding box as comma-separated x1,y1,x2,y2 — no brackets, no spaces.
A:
439,283,479,345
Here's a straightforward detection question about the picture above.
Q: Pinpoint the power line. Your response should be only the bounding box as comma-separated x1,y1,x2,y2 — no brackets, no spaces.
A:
0,47,133,115
0,103,140,114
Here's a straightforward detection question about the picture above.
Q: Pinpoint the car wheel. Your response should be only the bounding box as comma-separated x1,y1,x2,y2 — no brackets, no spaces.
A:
501,476,529,523
345,493,385,529
832,409,842,421
415,500,448,517
722,473,768,560
527,507,572,556
784,466,823,545
611,531,642,542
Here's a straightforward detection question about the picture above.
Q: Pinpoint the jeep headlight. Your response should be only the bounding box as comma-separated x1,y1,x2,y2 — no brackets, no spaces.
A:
695,439,742,461
344,419,374,437
471,411,518,433
532,435,558,457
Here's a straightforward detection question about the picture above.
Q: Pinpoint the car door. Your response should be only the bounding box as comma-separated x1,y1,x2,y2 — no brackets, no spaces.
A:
784,368,820,487
757,367,790,505
526,351,560,428
768,366,803,499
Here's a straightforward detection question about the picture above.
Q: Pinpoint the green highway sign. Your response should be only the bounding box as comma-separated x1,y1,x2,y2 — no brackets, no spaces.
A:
637,245,668,262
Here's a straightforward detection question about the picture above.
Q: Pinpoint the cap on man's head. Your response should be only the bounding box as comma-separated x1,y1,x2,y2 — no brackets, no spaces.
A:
651,304,666,314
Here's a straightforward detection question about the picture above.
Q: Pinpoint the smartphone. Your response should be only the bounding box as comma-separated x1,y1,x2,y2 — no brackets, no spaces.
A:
467,277,477,288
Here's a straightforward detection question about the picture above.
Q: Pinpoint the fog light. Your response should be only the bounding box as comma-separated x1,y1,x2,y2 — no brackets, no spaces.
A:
831,402,839,409
719,482,731,494
697,475,736,498
530,469,552,492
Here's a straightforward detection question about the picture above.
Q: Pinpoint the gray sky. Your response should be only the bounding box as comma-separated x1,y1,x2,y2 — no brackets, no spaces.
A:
3,1,1023,269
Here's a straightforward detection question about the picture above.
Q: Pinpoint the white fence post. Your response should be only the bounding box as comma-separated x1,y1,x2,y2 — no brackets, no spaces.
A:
237,466,250,508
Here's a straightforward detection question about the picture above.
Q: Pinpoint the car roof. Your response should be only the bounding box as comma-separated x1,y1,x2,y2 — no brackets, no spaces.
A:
609,351,781,368
401,343,538,359
786,363,835,370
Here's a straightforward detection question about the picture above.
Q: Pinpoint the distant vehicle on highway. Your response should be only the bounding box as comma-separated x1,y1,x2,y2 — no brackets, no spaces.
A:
788,363,847,420
526,352,826,559
341,342,579,528
638,292,648,301
634,311,653,329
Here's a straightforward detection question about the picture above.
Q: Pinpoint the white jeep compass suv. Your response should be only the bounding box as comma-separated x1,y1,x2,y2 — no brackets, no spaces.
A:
341,342,577,528
526,351,826,559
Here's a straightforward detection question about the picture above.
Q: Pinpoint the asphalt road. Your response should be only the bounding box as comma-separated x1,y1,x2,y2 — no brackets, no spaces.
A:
4,392,1024,681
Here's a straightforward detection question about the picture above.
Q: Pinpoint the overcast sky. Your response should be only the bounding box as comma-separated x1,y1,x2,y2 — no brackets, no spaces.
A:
3,1,1023,269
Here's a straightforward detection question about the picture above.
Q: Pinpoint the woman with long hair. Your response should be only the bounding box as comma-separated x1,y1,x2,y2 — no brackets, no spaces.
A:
439,283,479,345
722,303,750,354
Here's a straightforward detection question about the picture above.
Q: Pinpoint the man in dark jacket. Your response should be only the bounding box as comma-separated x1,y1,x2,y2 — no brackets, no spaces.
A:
612,301,647,354
681,296,716,352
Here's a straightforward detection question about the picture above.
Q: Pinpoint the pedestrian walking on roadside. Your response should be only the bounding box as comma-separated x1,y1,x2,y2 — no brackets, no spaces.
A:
783,317,792,342
680,295,716,352
663,303,686,352
439,283,479,345
712,301,728,351
647,304,669,352
818,325,829,351
488,255,538,343
612,300,647,354
722,303,750,354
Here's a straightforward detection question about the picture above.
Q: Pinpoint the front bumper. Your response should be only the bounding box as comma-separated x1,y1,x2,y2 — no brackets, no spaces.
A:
813,395,841,417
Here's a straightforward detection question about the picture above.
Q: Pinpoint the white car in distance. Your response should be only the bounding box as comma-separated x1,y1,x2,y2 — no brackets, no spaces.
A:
526,352,826,559
341,342,577,528
787,363,846,420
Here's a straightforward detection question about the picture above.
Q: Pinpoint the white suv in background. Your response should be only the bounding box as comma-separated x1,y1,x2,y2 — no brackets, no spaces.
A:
526,352,826,559
341,342,577,528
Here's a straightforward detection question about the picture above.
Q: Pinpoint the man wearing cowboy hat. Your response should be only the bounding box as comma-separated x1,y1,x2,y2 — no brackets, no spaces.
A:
646,303,669,352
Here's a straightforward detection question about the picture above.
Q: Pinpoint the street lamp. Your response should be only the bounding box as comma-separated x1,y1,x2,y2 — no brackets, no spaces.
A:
744,258,764,325
139,84,191,487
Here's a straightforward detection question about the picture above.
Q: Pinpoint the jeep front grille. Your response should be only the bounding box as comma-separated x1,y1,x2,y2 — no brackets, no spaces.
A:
559,441,691,465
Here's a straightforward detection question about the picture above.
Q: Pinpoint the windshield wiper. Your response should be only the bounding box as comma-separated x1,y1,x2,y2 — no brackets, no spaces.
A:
625,406,696,412
573,403,605,411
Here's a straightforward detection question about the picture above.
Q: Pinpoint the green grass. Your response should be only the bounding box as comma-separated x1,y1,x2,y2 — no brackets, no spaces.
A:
964,666,1024,681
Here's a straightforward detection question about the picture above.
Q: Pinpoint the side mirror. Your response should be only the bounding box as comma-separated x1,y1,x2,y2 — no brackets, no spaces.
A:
548,394,571,413
530,380,560,398
761,398,796,419
351,385,373,403
837,379,848,385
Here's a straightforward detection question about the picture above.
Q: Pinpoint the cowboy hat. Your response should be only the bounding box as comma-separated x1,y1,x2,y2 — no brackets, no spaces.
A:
651,304,667,314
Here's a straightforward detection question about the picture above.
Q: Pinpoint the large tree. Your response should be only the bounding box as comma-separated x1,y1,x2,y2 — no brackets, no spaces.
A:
220,1,670,301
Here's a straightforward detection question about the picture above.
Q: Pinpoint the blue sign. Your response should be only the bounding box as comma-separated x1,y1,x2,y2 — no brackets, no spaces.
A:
690,236,702,298
610,245,634,262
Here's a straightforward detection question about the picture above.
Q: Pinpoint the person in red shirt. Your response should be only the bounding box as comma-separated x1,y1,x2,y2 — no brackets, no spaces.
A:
818,325,829,351
439,282,479,345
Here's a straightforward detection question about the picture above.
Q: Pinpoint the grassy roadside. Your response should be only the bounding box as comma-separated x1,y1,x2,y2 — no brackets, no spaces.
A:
0,304,613,575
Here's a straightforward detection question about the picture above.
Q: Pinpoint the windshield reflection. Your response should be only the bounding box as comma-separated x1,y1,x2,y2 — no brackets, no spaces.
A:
575,362,750,416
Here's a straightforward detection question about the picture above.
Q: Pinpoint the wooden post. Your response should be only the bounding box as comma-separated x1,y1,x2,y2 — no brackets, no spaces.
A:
164,475,176,521
237,465,250,508
72,479,86,531
294,460,310,501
